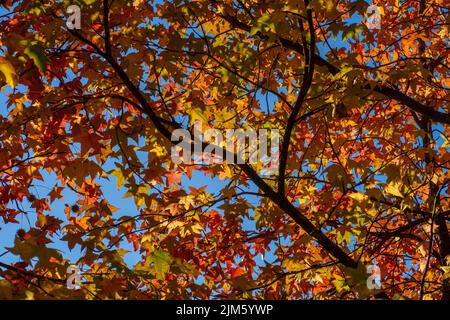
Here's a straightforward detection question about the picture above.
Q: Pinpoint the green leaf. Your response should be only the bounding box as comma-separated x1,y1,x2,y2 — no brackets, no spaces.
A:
147,249,173,280
7,237,61,266
250,13,275,36
24,43,49,72
190,107,208,125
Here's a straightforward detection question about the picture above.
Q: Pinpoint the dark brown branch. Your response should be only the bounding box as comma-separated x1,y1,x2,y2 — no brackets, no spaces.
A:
103,0,111,56
219,12,450,125
278,5,315,196
0,261,65,285
68,27,359,269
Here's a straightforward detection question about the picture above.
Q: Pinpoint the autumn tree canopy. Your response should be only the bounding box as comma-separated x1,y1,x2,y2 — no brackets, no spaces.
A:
0,0,450,300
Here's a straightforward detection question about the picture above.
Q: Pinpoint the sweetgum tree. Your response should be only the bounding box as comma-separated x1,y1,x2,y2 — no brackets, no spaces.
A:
0,0,449,299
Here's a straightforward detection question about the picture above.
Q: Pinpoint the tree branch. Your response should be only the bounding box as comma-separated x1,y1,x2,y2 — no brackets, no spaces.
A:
68,27,359,269
219,12,450,125
278,4,315,196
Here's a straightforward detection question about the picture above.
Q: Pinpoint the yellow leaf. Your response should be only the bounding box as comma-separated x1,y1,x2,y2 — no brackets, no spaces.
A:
349,192,368,202
0,57,18,88
221,164,233,180
385,182,403,198
441,266,450,279
110,167,126,189
24,290,35,300
190,107,208,125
